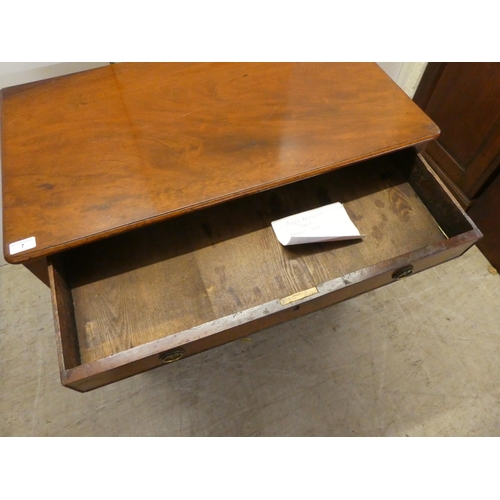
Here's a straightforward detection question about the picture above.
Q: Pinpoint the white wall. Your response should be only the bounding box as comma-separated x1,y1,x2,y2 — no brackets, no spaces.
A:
377,62,428,98
0,62,109,266
377,62,404,82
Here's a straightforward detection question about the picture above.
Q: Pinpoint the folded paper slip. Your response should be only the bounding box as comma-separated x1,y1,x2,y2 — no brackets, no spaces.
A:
271,202,363,246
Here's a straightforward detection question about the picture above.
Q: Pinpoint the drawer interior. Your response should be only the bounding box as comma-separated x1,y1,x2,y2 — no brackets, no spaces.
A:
50,150,475,369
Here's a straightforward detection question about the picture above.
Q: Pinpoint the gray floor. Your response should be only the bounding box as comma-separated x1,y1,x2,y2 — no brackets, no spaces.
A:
1,246,499,436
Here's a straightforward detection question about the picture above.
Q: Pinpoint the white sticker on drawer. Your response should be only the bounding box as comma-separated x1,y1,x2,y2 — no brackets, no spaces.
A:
271,202,363,246
9,236,36,255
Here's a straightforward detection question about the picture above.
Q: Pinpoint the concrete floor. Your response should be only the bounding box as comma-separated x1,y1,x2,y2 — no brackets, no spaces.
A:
1,245,500,436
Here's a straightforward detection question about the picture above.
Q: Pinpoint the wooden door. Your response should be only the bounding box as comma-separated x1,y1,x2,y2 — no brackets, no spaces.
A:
414,63,500,207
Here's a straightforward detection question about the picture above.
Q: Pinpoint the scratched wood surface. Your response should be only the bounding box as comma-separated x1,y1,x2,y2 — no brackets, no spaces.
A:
1,62,439,263
64,154,445,364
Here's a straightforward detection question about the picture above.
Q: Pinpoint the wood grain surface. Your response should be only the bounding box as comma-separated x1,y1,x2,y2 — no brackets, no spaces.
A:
61,154,445,364
1,63,439,263
414,62,500,207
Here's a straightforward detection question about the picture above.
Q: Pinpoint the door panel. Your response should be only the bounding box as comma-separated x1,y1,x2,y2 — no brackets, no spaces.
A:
415,63,500,200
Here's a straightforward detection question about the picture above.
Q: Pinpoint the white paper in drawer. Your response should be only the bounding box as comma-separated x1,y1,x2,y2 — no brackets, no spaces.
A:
271,202,363,246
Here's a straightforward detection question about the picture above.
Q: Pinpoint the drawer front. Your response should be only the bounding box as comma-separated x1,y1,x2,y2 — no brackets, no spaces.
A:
48,151,482,392
51,235,477,392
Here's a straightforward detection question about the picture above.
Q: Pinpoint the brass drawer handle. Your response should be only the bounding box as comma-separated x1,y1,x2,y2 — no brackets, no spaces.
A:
392,265,414,280
159,349,185,364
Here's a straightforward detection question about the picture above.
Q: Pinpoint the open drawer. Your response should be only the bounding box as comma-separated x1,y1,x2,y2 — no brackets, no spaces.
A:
48,149,481,391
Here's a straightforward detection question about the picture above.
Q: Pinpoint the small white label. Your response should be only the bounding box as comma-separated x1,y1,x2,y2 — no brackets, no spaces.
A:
271,202,363,246
9,236,37,255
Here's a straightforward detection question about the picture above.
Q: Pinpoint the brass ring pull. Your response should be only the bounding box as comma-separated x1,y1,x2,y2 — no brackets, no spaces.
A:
159,349,185,364
392,265,414,280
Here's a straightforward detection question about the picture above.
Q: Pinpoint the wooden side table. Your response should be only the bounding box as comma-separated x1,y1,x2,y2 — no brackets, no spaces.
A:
1,63,481,391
